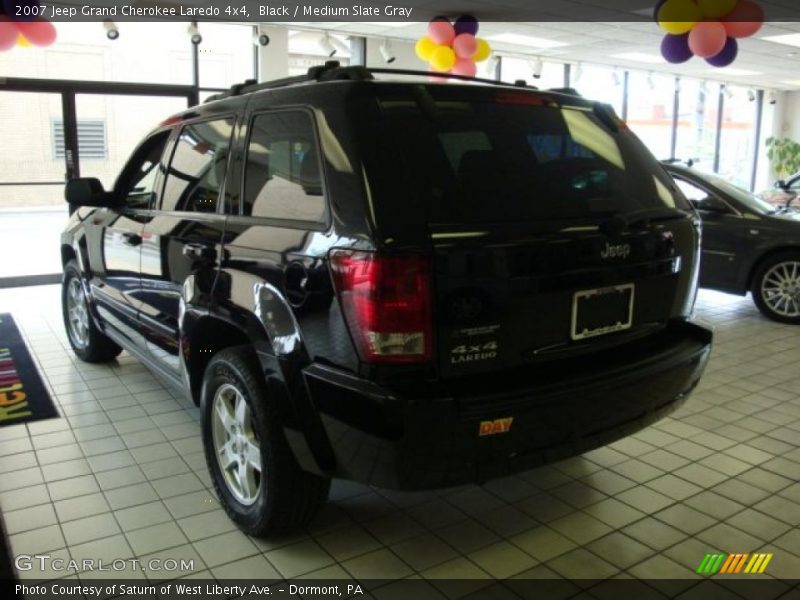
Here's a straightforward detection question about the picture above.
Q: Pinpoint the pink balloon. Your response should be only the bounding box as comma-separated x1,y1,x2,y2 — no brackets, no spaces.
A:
452,33,477,59
688,21,727,58
16,20,56,47
0,22,19,51
452,58,477,77
427,20,455,46
723,0,764,38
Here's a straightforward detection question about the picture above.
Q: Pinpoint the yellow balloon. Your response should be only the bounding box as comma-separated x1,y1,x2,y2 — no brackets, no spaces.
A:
430,45,456,72
415,37,436,62
697,0,737,18
658,0,702,35
473,38,491,62
17,35,31,48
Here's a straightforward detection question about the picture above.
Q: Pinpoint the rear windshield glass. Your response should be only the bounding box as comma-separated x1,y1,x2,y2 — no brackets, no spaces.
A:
366,86,687,224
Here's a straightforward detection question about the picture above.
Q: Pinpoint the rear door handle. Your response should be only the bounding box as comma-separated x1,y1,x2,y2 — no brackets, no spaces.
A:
182,242,217,262
121,232,142,246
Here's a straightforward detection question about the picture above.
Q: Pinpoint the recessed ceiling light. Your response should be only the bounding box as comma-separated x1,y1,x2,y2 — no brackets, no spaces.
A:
611,52,665,64
710,67,761,76
485,33,568,49
761,33,800,48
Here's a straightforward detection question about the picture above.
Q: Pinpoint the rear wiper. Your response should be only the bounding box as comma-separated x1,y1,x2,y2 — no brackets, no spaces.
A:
602,206,691,234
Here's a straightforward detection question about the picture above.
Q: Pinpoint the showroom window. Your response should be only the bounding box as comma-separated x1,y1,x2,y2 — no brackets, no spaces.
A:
626,72,676,161
571,64,624,117
500,56,565,90
717,85,759,190
674,79,720,174
161,117,236,213
242,111,326,223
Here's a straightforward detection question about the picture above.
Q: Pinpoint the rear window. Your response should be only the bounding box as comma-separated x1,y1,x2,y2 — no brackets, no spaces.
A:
365,86,686,225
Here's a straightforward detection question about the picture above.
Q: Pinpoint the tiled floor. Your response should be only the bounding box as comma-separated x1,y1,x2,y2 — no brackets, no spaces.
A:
1,285,800,593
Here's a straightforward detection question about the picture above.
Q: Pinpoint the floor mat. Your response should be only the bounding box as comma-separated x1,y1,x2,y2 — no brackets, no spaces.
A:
0,313,58,427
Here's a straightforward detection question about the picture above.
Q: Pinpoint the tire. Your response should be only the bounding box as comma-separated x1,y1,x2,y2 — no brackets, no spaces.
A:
62,259,123,362
751,251,800,325
200,346,330,536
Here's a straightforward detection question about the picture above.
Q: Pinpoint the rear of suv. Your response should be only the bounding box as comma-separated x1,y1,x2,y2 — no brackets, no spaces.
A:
61,63,712,536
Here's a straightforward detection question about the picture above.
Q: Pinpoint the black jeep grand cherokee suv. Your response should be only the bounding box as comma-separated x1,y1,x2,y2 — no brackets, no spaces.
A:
61,63,712,535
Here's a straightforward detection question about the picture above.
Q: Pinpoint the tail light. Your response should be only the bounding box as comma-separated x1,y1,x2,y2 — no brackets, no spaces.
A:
329,250,433,364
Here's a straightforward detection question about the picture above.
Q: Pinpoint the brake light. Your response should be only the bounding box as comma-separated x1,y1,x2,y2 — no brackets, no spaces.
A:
330,250,433,364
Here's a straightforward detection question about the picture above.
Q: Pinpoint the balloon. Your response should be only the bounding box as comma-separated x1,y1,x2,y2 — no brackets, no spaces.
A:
452,57,477,77
472,38,491,62
697,0,737,18
453,33,477,59
17,34,31,47
688,21,727,58
706,37,738,67
454,15,479,37
16,20,55,46
658,0,702,35
430,45,456,71
0,22,18,51
723,1,764,38
415,36,436,62
661,33,693,64
427,20,455,46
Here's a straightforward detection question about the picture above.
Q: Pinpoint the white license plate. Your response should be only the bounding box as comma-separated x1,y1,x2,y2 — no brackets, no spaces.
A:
571,284,634,341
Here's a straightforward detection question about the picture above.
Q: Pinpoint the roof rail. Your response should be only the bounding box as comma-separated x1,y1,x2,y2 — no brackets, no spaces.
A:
204,62,547,104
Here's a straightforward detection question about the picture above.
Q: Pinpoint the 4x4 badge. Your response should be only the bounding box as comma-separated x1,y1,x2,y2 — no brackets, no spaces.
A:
479,417,514,436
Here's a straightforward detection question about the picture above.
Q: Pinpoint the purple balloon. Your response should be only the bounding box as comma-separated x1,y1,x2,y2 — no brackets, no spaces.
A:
661,34,693,64
706,37,738,67
454,15,479,36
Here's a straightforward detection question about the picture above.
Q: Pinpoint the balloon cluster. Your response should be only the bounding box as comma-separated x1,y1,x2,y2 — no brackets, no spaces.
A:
657,0,764,67
0,0,57,51
415,15,492,78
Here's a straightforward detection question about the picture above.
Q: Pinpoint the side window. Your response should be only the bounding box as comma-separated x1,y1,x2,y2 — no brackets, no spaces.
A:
675,177,710,203
160,117,235,213
118,131,170,210
242,111,325,222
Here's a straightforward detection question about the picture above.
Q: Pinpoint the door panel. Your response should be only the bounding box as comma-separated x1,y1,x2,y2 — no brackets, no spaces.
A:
138,117,236,376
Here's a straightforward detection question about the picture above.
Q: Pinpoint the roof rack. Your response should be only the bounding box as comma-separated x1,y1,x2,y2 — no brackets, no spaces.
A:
203,61,549,104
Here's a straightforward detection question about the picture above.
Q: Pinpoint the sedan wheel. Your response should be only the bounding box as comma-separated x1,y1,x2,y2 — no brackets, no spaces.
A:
66,277,91,349
760,260,800,319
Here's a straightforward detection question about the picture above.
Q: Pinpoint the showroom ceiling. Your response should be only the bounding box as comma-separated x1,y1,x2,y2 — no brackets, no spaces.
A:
281,0,800,90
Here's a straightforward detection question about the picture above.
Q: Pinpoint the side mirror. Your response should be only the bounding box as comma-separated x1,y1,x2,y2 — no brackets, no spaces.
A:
775,179,787,190
65,178,116,207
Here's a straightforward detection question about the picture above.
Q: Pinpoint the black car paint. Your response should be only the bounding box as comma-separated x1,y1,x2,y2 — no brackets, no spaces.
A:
62,78,713,489
664,163,800,296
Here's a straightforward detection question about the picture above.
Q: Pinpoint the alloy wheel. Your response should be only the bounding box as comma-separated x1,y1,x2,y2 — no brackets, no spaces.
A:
66,277,90,349
211,383,263,505
760,260,800,318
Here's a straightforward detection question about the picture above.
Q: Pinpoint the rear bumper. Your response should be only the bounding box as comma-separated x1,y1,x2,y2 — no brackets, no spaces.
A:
302,320,712,490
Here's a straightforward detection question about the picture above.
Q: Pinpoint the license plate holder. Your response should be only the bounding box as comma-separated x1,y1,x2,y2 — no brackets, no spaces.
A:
571,284,634,341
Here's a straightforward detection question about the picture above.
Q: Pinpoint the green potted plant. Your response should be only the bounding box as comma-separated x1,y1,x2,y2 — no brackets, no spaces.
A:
766,137,800,184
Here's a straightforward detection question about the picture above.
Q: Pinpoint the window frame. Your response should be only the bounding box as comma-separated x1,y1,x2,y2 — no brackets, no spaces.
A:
113,128,173,212
236,106,330,230
156,113,238,215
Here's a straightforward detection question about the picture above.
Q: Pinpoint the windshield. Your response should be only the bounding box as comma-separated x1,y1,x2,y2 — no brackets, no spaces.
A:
361,85,688,226
699,171,777,214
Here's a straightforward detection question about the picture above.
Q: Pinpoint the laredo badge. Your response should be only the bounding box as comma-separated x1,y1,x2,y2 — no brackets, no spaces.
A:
479,417,514,436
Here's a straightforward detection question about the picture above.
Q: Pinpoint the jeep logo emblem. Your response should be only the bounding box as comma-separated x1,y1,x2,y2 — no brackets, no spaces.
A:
479,417,514,436
601,242,631,260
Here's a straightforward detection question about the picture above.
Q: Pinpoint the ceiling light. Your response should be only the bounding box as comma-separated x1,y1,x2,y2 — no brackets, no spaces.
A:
747,89,756,102
319,34,337,57
611,69,621,87
103,19,119,40
530,57,544,79
486,33,567,49
379,39,395,64
761,33,800,48
611,52,664,64
187,21,201,45
723,85,734,99
710,67,761,76
768,91,777,105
